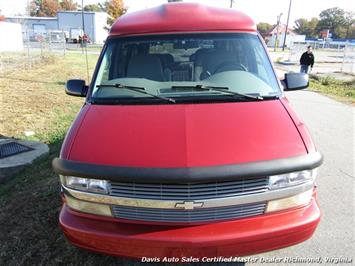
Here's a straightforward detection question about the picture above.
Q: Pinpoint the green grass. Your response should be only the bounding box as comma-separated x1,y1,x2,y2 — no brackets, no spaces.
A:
66,46,102,52
0,53,97,140
309,75,355,104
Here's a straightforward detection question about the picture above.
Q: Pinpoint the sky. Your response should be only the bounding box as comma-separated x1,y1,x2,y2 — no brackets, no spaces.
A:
0,0,354,26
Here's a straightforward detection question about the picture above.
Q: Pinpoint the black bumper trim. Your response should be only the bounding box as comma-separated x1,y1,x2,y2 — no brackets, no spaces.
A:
52,152,323,183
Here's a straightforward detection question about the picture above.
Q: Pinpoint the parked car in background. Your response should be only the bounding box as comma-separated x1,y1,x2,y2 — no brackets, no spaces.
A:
49,30,67,43
68,28,83,43
53,2,323,259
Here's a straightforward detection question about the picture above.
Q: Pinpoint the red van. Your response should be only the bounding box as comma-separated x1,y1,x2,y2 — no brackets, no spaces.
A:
53,3,323,259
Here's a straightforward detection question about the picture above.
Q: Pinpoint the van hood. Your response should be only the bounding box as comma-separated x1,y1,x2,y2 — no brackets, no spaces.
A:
65,101,307,168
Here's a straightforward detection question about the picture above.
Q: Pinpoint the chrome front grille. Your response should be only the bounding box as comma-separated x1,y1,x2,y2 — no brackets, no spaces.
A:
111,202,266,223
109,177,268,223
109,177,269,200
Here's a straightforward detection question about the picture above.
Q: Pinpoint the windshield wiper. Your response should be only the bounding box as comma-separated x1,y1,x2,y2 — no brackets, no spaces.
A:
261,95,280,99
96,84,176,103
170,85,263,100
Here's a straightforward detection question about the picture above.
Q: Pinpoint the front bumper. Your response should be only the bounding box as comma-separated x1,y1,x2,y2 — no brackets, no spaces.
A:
59,195,320,259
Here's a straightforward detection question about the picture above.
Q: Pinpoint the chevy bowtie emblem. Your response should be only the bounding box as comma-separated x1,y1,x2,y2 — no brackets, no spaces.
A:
175,201,204,210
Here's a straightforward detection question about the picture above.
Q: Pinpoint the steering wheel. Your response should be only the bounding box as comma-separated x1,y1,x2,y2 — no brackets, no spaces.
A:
200,62,248,80
213,61,248,74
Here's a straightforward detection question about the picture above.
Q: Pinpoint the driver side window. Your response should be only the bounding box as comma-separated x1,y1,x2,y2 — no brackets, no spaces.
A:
253,45,272,83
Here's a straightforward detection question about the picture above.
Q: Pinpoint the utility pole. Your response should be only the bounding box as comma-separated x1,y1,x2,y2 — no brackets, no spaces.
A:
274,13,283,52
81,0,90,82
282,0,292,51
81,0,85,32
230,0,235,8
81,0,85,54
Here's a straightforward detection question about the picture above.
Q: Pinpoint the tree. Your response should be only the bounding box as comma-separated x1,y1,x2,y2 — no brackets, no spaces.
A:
317,7,348,38
28,0,59,17
294,18,308,34
348,25,355,39
294,7,354,39
60,0,78,11
83,4,104,12
344,11,355,39
257,22,274,35
105,0,127,26
28,0,40,16
28,0,79,17
294,17,319,38
39,0,59,16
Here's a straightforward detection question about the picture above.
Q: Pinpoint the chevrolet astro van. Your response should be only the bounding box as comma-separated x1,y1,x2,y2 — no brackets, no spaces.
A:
53,3,323,258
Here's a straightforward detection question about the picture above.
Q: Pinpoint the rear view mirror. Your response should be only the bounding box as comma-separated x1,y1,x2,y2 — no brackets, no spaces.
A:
283,73,309,91
66,79,88,97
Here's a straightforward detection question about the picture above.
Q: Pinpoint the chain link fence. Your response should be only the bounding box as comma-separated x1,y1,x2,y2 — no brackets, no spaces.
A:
0,29,102,74
0,29,62,73
23,29,68,55
288,43,307,63
341,44,355,75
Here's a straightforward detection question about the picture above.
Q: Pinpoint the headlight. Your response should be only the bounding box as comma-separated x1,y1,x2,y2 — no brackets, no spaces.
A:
65,194,112,216
269,169,317,190
266,189,313,213
61,176,109,194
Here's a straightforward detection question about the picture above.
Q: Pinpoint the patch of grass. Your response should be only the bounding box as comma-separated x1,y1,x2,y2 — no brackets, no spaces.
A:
309,75,355,104
275,57,283,63
0,53,97,141
0,52,59,73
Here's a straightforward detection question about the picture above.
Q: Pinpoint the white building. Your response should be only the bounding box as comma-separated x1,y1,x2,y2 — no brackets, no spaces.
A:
6,11,108,44
0,22,23,51
57,11,108,44
265,24,306,48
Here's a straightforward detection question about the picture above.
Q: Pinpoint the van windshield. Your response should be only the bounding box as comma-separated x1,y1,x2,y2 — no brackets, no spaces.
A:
91,33,281,103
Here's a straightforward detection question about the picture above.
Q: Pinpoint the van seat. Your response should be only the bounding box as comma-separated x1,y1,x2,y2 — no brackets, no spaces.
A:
127,55,164,81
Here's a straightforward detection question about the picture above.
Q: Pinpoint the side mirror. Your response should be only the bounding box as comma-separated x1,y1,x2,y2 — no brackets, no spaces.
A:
65,79,88,97
283,73,309,91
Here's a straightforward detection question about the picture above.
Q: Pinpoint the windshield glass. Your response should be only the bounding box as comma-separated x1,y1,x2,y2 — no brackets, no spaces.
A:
92,33,280,102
